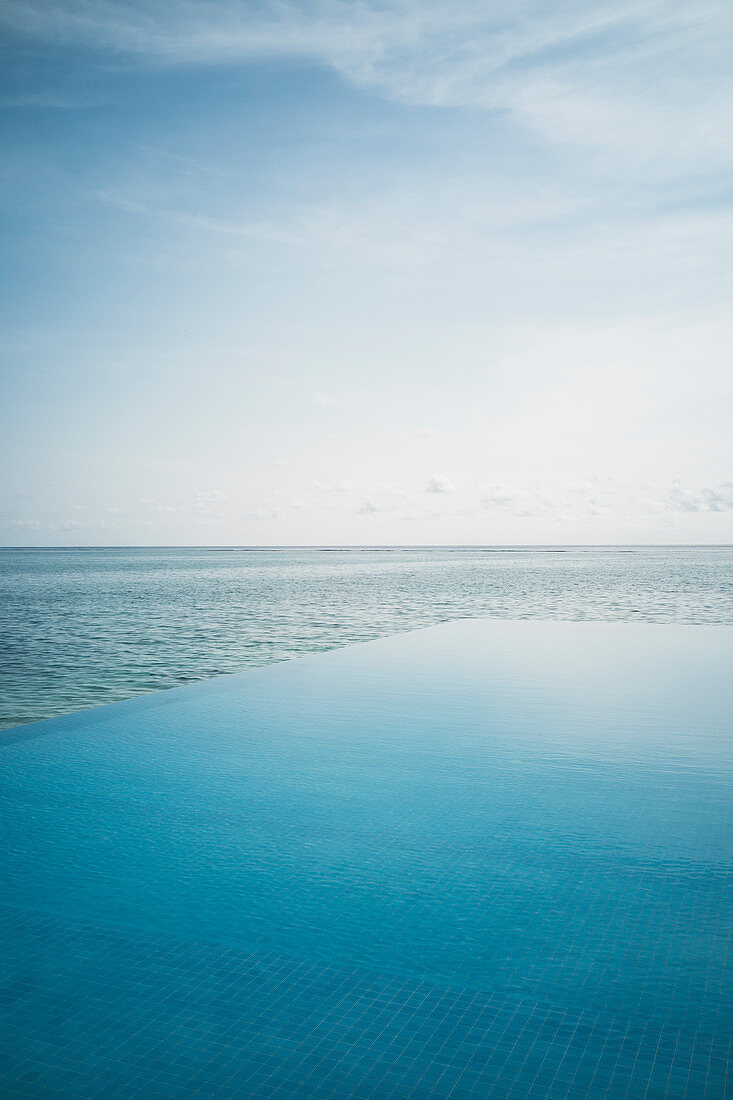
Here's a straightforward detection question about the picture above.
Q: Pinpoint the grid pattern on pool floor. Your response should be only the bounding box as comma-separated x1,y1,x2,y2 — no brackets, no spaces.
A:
0,905,729,1100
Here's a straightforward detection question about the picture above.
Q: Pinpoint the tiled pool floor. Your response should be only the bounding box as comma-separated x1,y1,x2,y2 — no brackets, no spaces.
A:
1,620,731,1097
1,906,728,1100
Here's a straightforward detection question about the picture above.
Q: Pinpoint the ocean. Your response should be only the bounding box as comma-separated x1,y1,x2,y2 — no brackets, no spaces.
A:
1,545,732,731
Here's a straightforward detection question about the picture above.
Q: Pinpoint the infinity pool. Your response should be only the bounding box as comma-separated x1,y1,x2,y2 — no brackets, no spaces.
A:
1,620,730,1097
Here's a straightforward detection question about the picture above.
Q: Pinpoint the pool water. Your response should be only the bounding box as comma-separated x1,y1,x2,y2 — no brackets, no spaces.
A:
1,620,731,1097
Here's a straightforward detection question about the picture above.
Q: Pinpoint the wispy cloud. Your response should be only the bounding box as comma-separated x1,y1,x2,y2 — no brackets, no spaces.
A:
4,0,731,174
669,481,733,513
479,484,559,519
194,489,228,517
312,479,355,494
242,506,284,521
476,479,733,525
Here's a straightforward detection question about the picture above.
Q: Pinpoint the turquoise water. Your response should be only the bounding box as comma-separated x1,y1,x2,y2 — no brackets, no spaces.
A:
0,620,731,1098
2,545,732,730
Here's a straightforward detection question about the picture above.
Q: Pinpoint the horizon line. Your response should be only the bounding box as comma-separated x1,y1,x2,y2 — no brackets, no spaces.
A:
2,543,732,551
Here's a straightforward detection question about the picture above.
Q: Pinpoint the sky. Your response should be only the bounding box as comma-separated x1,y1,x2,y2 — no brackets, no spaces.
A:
1,0,732,546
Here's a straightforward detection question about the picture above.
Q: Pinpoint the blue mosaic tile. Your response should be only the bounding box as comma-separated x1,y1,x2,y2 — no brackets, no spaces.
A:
1,903,728,1098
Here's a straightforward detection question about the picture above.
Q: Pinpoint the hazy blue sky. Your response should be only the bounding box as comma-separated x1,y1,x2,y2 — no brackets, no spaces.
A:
1,0,731,545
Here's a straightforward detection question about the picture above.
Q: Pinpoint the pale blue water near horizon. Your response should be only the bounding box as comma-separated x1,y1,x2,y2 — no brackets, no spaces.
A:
2,545,732,730
1,619,731,1098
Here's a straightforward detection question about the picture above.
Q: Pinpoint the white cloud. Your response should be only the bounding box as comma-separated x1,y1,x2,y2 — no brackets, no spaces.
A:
312,479,355,494
474,478,733,526
242,506,284,520
377,482,409,499
669,481,733,513
311,392,337,408
194,488,227,507
426,474,453,494
479,485,518,508
193,514,224,526
193,489,228,519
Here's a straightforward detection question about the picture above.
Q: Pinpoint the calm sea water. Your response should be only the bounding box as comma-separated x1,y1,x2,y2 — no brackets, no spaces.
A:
1,545,732,730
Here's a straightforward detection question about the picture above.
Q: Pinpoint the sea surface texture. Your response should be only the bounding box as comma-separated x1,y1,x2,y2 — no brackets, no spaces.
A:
0,620,730,1098
1,545,732,730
